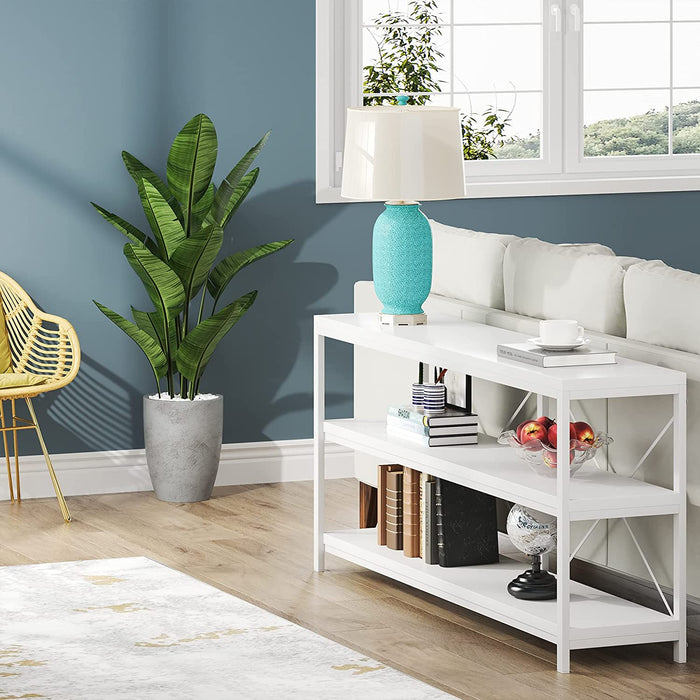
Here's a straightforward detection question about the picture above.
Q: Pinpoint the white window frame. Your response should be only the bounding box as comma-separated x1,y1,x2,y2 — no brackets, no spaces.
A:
316,0,700,203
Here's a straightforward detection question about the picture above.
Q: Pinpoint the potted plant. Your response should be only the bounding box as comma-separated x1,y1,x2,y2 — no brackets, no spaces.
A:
92,114,292,502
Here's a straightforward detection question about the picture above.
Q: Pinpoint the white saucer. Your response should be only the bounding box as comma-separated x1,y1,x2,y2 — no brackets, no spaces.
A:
529,337,590,351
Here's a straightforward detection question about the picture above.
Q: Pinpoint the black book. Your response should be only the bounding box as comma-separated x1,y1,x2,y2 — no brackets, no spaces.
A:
435,478,499,567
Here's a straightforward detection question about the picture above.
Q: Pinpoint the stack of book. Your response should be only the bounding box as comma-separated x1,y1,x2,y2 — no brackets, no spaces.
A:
497,342,616,368
386,404,479,446
377,464,498,567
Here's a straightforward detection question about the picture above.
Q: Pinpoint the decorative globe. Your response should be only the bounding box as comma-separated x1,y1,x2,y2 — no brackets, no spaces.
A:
506,504,557,556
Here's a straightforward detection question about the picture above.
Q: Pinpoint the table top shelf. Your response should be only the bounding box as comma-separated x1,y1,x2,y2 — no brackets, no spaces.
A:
316,313,685,400
325,419,681,520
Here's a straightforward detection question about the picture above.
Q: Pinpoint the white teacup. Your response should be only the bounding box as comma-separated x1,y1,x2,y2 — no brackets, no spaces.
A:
539,319,584,345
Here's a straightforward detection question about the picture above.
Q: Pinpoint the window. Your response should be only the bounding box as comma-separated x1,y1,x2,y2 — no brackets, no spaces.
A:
316,0,700,202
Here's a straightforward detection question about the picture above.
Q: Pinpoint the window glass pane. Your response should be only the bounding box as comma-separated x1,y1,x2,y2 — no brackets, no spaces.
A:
673,23,700,86
456,92,541,160
362,25,451,100
673,90,700,153
674,0,700,21
584,90,669,156
453,26,541,92
362,1,451,25
585,0,669,22
453,0,540,24
584,24,670,89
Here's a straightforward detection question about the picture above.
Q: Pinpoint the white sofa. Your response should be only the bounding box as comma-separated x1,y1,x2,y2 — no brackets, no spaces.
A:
353,219,700,605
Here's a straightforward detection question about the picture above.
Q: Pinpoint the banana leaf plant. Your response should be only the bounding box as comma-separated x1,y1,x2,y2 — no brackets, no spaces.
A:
92,114,293,399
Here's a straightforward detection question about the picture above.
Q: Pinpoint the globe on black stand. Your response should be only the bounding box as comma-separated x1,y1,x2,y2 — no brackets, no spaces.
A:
508,553,557,600
505,503,558,601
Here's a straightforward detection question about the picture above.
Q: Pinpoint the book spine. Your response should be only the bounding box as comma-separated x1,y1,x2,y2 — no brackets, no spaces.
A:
435,478,446,566
428,435,479,446
386,471,403,551
423,476,438,565
497,345,544,367
386,405,428,427
403,468,420,558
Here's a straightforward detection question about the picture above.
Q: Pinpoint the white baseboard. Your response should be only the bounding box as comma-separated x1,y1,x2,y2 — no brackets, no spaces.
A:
0,439,355,501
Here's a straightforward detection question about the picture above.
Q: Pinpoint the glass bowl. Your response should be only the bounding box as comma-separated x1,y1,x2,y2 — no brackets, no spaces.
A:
498,429,612,477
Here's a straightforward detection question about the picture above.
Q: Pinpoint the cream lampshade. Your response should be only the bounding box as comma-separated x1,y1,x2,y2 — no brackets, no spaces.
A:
341,104,465,325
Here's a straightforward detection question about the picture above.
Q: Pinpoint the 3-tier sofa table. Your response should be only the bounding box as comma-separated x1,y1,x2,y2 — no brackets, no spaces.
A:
313,312,687,673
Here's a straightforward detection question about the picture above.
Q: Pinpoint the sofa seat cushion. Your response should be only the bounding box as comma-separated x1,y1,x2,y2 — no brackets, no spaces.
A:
503,237,634,337
624,260,700,354
430,220,518,310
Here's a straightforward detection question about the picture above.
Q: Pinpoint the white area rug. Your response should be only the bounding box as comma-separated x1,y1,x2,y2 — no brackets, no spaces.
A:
0,557,452,699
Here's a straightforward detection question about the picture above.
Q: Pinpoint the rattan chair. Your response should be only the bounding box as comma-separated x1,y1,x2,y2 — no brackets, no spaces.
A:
0,271,80,522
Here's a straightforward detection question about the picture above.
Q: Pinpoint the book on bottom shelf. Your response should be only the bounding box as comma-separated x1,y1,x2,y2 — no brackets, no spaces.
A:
377,464,403,546
385,469,404,551
435,478,499,567
421,474,439,565
402,467,420,558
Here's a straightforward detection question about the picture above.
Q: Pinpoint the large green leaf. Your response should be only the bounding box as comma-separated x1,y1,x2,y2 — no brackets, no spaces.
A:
176,290,257,385
94,301,168,379
210,131,269,226
122,151,184,223
211,168,259,230
123,244,185,321
170,224,223,301
91,203,160,256
207,239,293,304
138,179,186,259
189,182,215,232
166,114,218,234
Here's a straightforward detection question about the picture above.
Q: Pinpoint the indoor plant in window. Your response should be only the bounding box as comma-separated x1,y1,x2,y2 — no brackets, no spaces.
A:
93,114,292,502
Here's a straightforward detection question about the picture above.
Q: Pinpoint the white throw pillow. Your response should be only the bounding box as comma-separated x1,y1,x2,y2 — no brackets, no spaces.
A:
430,220,518,310
624,260,700,354
503,237,633,336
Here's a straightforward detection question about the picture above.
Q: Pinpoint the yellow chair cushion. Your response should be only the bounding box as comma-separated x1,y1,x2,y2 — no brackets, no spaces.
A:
0,373,48,389
0,295,11,373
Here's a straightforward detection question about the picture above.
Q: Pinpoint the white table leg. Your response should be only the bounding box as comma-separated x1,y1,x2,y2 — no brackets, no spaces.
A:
673,385,687,663
314,329,326,572
556,393,571,673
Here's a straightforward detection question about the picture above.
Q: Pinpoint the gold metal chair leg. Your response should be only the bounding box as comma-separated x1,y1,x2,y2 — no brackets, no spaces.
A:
11,398,20,501
0,400,14,502
25,398,71,523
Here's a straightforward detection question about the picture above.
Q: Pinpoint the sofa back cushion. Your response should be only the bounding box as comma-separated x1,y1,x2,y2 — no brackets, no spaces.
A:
430,220,518,310
503,237,634,336
624,260,700,354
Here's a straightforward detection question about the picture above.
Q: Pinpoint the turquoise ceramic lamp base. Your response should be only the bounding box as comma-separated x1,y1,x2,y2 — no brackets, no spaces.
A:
372,202,432,326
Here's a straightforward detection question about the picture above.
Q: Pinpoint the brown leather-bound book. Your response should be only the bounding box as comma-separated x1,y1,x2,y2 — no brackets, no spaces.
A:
403,467,421,558
386,470,404,551
377,464,403,546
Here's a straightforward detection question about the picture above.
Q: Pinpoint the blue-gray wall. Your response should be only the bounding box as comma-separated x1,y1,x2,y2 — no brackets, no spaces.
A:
2,0,698,454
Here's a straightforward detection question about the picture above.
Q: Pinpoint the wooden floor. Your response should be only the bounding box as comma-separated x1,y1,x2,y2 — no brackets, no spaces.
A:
2,479,698,700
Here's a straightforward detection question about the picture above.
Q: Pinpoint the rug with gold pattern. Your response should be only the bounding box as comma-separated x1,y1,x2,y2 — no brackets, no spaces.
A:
0,557,451,699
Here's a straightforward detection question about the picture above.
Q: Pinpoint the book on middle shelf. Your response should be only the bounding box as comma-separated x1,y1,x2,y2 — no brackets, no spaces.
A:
386,404,479,447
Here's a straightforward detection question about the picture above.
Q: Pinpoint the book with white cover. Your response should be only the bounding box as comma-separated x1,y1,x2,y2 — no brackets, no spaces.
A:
386,415,478,437
497,342,616,368
386,425,478,446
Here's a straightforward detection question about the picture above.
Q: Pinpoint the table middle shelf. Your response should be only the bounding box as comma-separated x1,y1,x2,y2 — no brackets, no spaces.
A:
324,419,681,521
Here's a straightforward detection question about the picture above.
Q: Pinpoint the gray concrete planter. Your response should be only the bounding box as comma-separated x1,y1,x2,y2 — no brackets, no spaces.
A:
143,394,223,502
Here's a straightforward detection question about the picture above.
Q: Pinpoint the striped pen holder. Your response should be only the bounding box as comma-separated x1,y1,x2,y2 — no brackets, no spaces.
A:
422,383,446,413
411,383,425,407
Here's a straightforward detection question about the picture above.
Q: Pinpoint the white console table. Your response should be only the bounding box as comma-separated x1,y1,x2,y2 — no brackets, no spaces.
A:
313,313,687,673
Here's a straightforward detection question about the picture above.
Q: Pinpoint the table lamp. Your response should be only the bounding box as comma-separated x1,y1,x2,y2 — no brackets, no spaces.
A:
341,98,465,325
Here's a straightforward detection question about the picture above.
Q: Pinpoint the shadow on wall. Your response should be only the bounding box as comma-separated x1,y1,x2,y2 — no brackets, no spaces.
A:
30,353,144,454
200,179,352,443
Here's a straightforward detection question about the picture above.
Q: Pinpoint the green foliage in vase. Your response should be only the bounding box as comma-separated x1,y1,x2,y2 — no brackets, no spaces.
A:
93,114,293,399
362,0,512,160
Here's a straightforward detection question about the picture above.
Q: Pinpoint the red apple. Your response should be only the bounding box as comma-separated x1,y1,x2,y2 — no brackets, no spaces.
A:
547,421,576,448
518,420,548,445
572,421,595,447
535,415,554,430
543,449,575,469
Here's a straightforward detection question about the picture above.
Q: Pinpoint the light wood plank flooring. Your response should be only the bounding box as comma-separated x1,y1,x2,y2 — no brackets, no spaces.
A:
2,480,698,699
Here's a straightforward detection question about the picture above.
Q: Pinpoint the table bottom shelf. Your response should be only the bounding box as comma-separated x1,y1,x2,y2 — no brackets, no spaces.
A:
324,529,680,650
